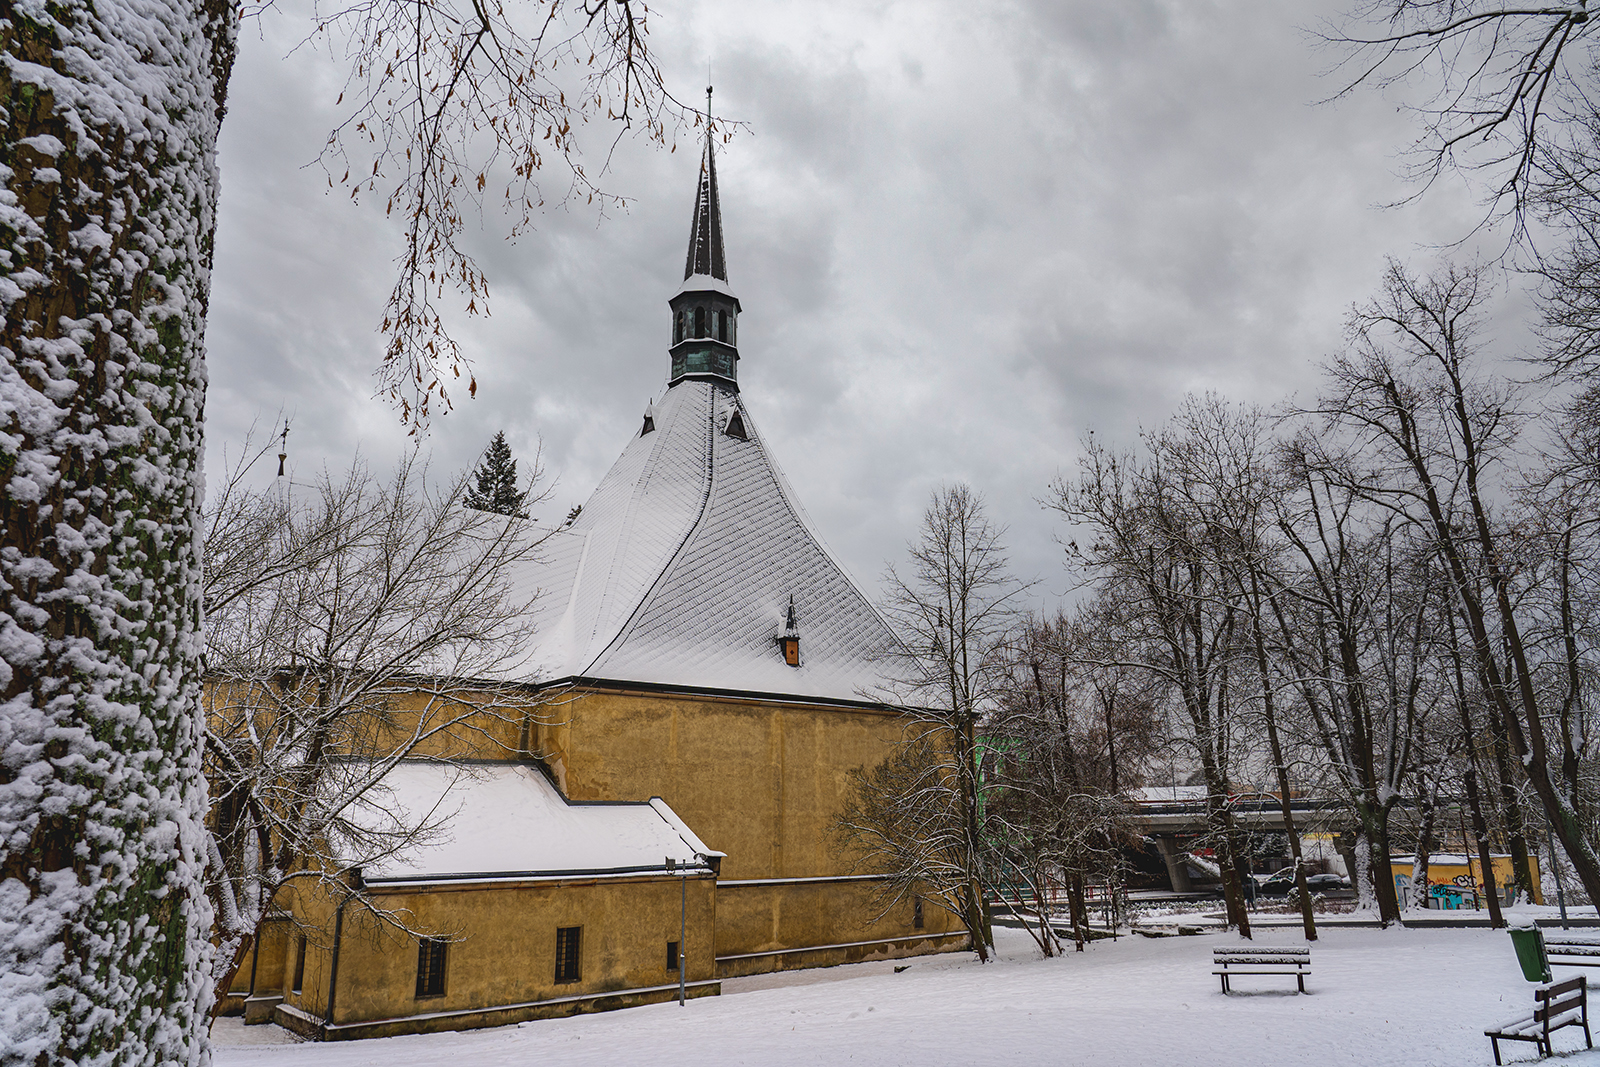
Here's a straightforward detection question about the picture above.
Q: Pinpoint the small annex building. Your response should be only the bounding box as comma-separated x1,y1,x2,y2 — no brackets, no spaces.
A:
238,123,965,1040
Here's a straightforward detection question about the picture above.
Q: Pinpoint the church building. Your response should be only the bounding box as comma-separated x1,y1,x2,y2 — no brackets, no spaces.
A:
241,126,964,1041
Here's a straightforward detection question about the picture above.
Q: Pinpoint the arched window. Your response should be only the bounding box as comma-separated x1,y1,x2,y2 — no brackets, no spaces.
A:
694,306,706,338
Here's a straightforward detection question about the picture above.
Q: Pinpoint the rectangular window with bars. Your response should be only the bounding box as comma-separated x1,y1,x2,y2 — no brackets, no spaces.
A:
292,935,307,994
415,938,447,999
555,926,582,984
667,941,680,972
913,896,925,930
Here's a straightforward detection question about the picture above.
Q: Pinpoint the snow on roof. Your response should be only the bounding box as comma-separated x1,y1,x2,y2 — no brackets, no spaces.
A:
362,762,719,882
676,273,739,301
508,379,899,704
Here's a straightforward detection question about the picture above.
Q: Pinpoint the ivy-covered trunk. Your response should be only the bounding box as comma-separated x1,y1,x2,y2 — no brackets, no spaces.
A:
1,0,234,1063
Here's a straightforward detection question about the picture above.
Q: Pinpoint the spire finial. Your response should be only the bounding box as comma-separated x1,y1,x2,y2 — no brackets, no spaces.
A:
682,95,728,282
277,421,290,478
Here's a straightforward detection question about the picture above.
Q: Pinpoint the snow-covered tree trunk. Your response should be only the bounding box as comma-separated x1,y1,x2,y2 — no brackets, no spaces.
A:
1,1,233,1062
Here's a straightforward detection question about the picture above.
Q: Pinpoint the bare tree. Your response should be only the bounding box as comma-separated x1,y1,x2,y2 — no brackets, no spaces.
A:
1303,257,1600,905
1237,562,1321,941
984,610,1160,953
1049,397,1276,936
839,485,1030,963
1326,3,1600,386
201,447,552,1012
1266,447,1445,925
1326,1,1597,230
301,0,704,428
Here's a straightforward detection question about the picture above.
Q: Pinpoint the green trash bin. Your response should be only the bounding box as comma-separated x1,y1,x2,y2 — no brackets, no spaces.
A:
1510,925,1552,983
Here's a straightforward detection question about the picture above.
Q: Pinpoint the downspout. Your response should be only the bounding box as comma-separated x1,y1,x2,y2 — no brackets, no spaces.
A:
324,869,361,1033
247,927,260,998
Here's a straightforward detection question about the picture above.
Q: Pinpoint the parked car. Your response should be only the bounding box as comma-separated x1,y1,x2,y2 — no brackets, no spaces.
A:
1255,868,1352,896
1256,867,1297,896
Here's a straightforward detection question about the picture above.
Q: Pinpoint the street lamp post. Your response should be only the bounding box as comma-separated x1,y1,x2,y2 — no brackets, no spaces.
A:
668,855,704,1006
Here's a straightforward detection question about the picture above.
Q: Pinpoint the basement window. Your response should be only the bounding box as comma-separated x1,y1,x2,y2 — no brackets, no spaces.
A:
667,940,680,972
555,926,583,984
415,938,448,999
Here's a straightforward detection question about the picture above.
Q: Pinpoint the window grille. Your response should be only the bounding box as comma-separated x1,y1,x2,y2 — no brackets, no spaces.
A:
292,935,307,994
555,926,582,984
415,938,448,998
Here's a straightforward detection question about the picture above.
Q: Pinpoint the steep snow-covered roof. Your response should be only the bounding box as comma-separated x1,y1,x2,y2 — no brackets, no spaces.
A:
513,378,898,704
362,762,718,882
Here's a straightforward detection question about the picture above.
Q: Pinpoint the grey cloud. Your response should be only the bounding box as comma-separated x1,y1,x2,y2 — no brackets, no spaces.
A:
204,0,1505,611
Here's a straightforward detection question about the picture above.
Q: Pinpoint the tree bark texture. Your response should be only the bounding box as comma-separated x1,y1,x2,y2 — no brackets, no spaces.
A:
1,0,234,1062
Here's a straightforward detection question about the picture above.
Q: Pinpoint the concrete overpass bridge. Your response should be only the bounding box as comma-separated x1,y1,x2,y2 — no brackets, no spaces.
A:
1131,787,1356,893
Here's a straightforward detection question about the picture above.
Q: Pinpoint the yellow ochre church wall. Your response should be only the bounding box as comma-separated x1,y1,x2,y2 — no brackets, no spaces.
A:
712,878,966,967
274,881,341,1024
325,873,717,1032
533,688,911,883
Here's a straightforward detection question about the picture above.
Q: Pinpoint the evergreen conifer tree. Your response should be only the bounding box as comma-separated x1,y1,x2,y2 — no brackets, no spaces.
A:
465,432,529,517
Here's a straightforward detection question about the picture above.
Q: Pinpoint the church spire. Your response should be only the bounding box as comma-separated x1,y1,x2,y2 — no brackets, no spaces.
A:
684,87,727,282
667,84,741,389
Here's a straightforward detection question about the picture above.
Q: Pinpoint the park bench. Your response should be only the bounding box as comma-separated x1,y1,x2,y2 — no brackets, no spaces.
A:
1545,937,1600,969
1212,946,1310,994
1484,975,1592,1064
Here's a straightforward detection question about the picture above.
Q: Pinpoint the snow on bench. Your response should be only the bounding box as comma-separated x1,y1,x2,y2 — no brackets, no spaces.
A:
1484,974,1592,1065
1212,946,1310,995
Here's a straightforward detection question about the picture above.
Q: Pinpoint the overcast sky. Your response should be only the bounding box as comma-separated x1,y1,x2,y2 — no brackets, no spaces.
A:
205,0,1526,609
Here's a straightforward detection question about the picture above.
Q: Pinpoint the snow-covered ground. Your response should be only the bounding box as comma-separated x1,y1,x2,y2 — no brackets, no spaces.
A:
214,923,1600,1067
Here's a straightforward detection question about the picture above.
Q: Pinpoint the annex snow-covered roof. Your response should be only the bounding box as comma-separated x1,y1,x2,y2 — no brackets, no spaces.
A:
361,762,719,883
516,379,899,704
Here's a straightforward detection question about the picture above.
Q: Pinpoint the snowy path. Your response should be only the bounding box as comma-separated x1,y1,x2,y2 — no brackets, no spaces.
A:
215,926,1600,1067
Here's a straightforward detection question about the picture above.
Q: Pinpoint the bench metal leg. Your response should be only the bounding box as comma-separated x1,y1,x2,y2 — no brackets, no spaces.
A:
1489,1035,1502,1066
1297,974,1305,994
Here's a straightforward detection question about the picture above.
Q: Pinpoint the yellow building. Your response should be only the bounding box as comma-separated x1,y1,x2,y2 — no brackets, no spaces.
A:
1391,853,1543,909
234,127,963,1040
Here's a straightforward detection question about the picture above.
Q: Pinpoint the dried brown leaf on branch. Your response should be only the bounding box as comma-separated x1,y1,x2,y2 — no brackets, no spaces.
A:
266,0,728,432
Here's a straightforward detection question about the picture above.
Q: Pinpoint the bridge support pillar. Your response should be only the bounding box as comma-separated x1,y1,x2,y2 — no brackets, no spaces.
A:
1153,834,1193,893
